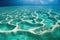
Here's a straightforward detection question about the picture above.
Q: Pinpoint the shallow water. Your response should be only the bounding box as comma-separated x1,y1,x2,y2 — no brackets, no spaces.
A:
0,6,60,40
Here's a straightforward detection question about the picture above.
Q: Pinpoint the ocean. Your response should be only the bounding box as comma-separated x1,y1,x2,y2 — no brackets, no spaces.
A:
0,6,60,40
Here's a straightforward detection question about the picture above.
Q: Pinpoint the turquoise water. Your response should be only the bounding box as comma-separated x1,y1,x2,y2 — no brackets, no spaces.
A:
0,6,60,40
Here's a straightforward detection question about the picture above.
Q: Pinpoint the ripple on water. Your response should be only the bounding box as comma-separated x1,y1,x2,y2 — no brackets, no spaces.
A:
52,26,60,38
0,23,16,31
10,19,22,25
48,17,57,25
0,33,7,40
44,19,54,28
0,15,6,21
56,15,60,20
0,7,60,40
36,18,42,23
23,16,36,21
7,31,41,40
0,15,13,24
17,21,43,30
50,12,58,17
